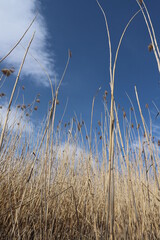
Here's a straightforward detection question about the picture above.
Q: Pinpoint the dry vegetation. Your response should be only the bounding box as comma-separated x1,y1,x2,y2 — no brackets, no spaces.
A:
0,0,160,239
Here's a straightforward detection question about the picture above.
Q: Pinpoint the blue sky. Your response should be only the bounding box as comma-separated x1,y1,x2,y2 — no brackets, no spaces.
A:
0,0,160,139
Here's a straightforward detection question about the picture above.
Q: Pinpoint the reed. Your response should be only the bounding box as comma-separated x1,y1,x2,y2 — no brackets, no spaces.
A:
0,0,160,239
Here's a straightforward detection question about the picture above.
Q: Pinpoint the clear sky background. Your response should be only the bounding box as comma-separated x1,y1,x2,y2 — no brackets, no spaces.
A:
0,0,160,139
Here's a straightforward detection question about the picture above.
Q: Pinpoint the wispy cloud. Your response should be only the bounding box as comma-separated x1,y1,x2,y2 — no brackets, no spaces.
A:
152,123,160,139
0,104,34,134
0,0,56,86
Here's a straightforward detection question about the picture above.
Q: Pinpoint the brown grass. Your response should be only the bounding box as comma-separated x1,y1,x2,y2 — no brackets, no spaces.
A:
0,114,160,239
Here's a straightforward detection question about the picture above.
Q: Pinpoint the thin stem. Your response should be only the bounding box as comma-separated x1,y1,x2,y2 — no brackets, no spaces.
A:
135,86,160,192
113,9,141,85
0,13,38,63
96,0,113,85
0,32,35,151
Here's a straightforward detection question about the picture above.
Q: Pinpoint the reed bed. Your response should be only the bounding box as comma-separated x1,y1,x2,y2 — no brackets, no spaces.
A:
0,0,160,239
0,109,160,240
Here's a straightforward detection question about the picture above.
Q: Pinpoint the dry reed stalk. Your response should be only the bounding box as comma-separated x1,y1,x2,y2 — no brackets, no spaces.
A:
135,86,160,193
50,96,69,174
0,13,38,64
126,92,143,175
20,43,54,100
96,1,114,237
96,2,142,238
86,88,102,234
142,146,151,204
114,103,126,165
27,49,71,183
136,0,160,73
0,32,35,151
114,117,126,176
112,9,141,87
89,87,101,152
0,74,11,89
50,49,71,136
139,0,160,60
126,129,139,223
48,51,71,195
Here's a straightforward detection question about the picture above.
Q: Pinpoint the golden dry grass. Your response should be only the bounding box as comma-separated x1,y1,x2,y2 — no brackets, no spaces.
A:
0,112,160,239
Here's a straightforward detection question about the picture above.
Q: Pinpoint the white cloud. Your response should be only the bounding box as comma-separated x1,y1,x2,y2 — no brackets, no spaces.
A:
152,123,160,139
0,0,56,86
0,104,34,134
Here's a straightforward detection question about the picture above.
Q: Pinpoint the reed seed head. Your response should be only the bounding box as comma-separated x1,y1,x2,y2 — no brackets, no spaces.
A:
0,93,6,97
145,103,149,109
69,49,72,58
148,43,153,52
78,122,81,131
1,67,15,77
56,99,59,105
22,104,26,109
